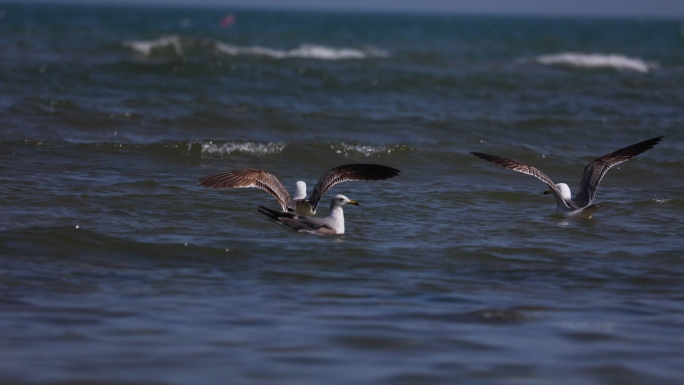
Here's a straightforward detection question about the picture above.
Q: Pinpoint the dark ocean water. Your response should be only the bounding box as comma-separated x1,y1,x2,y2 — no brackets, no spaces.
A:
1,3,684,384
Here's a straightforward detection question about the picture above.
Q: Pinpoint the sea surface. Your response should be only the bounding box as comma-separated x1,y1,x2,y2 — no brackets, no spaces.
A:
1,3,684,384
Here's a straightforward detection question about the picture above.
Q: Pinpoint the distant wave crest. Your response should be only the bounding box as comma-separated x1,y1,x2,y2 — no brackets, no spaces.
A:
193,140,286,157
124,35,185,56
123,36,390,61
528,52,658,73
215,42,390,60
332,143,407,157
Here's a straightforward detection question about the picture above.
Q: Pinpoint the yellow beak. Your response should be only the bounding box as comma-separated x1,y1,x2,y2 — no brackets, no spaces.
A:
348,200,359,206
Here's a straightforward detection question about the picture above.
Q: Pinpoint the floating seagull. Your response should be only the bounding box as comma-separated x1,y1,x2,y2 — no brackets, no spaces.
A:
471,136,663,219
197,164,400,216
258,194,358,235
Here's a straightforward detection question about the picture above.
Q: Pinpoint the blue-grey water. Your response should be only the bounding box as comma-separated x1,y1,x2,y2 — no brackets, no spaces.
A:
1,3,684,384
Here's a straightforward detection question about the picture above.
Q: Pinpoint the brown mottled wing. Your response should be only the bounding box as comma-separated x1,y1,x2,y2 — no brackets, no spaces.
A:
471,152,578,210
198,169,291,212
574,136,663,207
308,164,401,212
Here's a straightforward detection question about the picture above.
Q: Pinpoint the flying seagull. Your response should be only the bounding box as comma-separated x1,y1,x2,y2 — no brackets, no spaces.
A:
197,164,400,216
258,194,358,235
471,136,663,219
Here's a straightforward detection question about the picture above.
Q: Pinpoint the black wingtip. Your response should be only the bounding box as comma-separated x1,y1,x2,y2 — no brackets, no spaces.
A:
641,135,663,147
638,135,664,149
257,205,279,220
335,164,402,180
470,152,501,162
647,135,664,147
612,135,665,159
362,164,401,179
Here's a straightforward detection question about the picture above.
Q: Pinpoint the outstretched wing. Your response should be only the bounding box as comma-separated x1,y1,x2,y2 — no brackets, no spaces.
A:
471,152,578,210
198,169,291,212
574,136,663,206
308,164,401,213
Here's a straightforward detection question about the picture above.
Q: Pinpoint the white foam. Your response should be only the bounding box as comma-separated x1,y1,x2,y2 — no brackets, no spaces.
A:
215,42,389,60
194,141,286,157
530,52,657,73
333,143,399,157
124,35,184,56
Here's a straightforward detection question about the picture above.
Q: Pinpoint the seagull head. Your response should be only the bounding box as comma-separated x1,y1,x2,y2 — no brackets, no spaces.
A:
330,194,359,209
293,181,307,200
544,183,572,200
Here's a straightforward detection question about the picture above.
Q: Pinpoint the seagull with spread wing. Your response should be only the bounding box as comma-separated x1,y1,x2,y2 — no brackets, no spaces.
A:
471,136,663,219
197,164,400,216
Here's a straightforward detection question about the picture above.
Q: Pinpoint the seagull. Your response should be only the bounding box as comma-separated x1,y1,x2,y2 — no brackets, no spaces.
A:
471,136,663,219
258,194,358,235
197,164,400,216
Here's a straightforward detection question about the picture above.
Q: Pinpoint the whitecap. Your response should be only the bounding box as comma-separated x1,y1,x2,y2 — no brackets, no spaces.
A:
529,52,657,73
332,143,402,157
124,35,184,56
215,42,389,60
193,141,286,157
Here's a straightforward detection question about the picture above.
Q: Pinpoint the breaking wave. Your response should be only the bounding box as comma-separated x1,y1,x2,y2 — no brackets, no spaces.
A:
192,140,287,157
330,143,410,157
123,35,185,56
527,52,658,73
214,42,390,60
122,35,389,61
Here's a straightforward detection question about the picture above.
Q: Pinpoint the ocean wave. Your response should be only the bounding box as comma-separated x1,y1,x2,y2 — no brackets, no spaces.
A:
527,52,658,73
1,140,407,160
330,143,408,157
215,42,390,60
192,140,286,157
122,36,390,61
123,35,184,56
